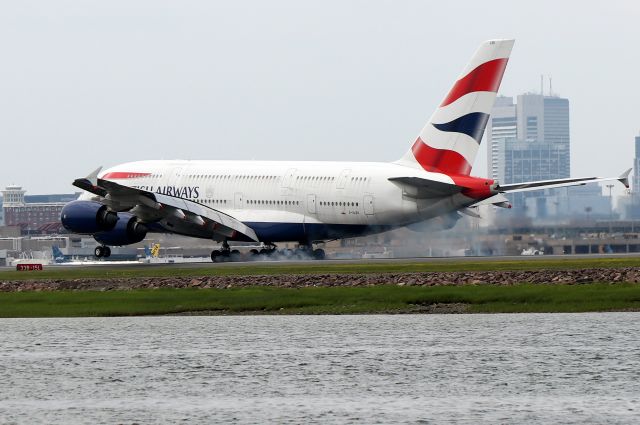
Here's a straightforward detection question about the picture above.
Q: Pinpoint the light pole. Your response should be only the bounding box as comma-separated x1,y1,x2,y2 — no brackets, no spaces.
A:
607,184,615,235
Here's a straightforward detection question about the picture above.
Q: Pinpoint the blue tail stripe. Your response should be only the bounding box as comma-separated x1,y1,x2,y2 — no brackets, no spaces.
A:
432,112,490,144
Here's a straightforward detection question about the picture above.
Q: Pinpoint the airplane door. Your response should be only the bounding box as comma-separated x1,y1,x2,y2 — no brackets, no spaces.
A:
234,192,244,209
336,169,351,189
364,195,374,215
307,194,317,214
281,168,297,188
170,165,184,186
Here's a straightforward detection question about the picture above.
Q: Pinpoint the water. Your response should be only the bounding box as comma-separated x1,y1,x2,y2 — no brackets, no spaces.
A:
1,314,639,424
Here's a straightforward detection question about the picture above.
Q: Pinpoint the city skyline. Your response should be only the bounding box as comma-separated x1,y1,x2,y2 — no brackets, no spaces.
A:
487,92,570,184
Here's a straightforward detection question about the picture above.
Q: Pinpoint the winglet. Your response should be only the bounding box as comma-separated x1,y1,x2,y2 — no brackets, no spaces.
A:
618,168,632,188
86,166,103,186
72,166,107,196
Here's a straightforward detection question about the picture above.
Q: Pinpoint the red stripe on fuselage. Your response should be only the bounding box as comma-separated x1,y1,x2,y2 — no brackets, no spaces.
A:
102,172,151,179
411,138,472,176
440,58,509,107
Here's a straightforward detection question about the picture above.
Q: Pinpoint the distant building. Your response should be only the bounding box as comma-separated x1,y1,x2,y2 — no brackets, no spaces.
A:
1,186,78,234
0,195,3,226
24,193,79,204
619,133,640,220
535,184,611,220
487,96,517,181
634,134,640,194
487,92,573,217
488,93,570,183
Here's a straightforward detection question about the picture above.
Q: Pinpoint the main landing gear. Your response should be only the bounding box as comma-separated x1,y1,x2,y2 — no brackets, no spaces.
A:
293,244,326,260
94,245,111,258
209,242,326,262
210,240,241,262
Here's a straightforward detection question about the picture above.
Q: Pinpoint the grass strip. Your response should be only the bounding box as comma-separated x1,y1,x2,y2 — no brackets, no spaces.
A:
2,257,640,281
1,283,640,317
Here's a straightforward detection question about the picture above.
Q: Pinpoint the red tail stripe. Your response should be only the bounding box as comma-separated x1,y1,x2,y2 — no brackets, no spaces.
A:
440,58,509,107
102,172,151,179
411,138,471,176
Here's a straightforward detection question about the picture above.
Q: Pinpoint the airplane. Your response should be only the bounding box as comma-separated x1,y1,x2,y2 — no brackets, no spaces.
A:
60,39,630,261
52,245,67,263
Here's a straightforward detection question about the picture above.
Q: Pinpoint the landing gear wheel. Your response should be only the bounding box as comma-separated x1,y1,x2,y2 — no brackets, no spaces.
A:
230,249,241,261
211,250,222,262
103,246,111,258
312,248,325,260
94,246,105,258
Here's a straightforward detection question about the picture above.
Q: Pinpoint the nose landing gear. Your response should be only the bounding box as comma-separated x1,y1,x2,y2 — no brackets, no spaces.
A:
94,245,111,258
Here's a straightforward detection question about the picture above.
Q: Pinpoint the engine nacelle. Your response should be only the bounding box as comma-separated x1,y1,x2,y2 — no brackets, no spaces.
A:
60,201,118,234
94,213,148,246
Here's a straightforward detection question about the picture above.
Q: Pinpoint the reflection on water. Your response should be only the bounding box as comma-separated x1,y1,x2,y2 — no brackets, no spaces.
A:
1,313,639,424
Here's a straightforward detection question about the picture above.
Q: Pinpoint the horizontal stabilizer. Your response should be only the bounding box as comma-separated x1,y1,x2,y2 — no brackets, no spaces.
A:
388,177,464,198
496,170,631,194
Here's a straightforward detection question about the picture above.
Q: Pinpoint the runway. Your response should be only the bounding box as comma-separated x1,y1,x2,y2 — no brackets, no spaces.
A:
2,253,639,272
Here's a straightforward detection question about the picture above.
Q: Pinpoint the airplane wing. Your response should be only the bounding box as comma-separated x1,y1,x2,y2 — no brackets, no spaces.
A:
496,169,631,194
72,167,259,242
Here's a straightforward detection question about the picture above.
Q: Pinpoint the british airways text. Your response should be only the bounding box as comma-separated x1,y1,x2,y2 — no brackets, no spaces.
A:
133,186,200,199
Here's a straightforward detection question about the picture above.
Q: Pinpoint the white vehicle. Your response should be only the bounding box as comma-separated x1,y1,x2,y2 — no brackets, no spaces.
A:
521,247,544,256
60,39,629,261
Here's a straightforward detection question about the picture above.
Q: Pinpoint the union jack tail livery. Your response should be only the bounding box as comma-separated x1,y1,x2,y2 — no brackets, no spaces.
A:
398,39,514,176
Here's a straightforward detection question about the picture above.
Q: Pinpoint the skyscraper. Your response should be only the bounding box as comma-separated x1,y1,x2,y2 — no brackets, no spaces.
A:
488,93,570,182
487,93,571,216
615,133,640,220
486,96,517,181
634,134,640,194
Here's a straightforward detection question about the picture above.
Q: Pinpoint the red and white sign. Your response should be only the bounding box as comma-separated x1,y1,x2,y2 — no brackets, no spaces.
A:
16,263,43,271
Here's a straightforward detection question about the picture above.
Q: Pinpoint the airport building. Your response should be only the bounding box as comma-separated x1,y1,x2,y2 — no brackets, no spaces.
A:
1,185,78,234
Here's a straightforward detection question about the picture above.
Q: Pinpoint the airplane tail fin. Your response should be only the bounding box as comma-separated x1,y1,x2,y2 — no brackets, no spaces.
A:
52,245,63,259
397,39,514,176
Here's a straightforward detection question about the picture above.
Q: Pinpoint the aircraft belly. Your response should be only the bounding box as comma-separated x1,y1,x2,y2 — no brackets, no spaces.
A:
242,222,391,243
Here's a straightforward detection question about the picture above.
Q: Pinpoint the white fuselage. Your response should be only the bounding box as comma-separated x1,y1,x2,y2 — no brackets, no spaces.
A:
91,159,475,242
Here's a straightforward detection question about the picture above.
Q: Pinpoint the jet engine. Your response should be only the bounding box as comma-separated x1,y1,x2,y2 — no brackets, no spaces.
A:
60,201,118,234
94,213,148,246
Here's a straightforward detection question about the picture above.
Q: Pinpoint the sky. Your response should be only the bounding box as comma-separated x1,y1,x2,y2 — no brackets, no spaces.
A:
0,0,638,195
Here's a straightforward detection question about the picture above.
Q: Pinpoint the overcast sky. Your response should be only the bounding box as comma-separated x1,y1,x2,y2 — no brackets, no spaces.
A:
1,0,638,195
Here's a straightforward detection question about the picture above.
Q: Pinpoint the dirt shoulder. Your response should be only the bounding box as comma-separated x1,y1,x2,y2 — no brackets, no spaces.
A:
2,267,640,292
